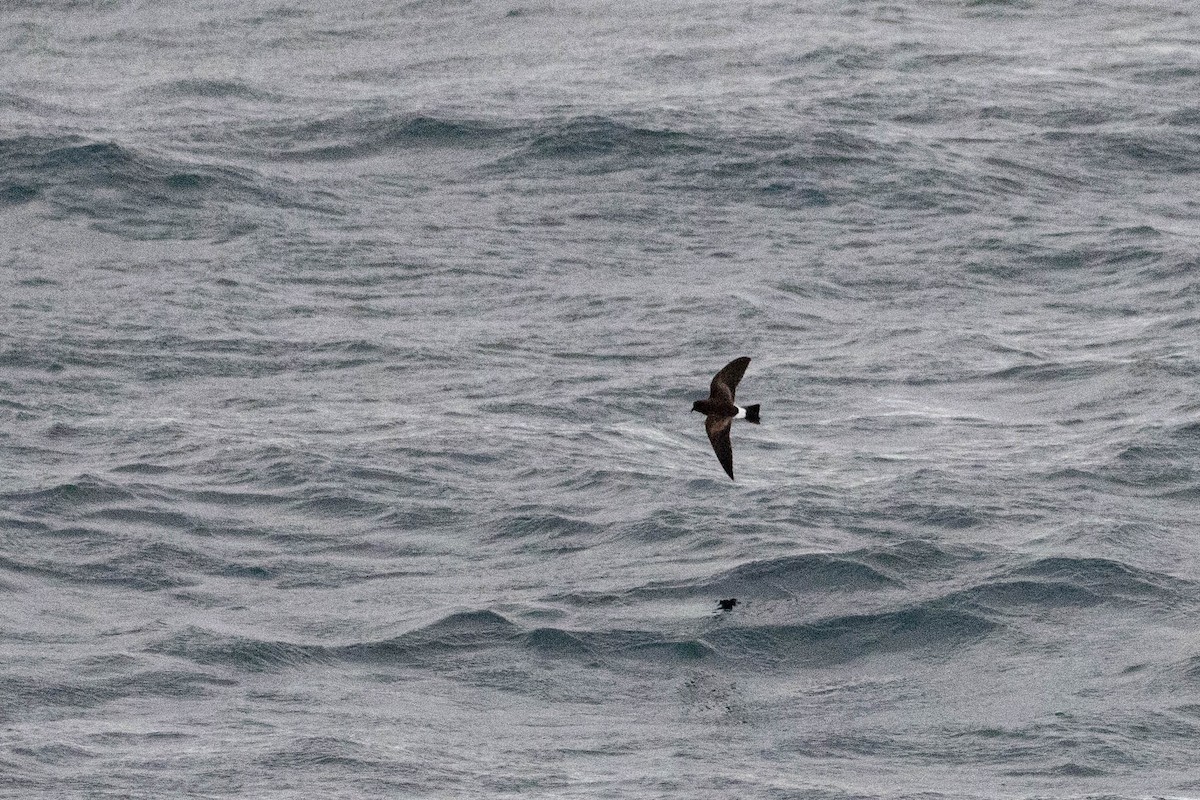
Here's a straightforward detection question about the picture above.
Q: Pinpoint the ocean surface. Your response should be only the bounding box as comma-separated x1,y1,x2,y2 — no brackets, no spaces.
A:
3,1,1200,797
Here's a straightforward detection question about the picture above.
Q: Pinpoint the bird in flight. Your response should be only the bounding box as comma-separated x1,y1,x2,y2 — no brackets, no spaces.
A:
691,356,760,480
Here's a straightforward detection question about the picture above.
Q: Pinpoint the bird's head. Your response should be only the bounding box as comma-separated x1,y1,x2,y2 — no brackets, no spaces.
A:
691,400,704,414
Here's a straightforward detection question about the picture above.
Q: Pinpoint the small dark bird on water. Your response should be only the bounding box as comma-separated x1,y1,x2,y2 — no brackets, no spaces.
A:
691,356,760,480
717,598,739,611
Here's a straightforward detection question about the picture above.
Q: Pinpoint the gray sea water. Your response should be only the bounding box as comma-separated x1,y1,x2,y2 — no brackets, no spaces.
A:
4,1,1200,797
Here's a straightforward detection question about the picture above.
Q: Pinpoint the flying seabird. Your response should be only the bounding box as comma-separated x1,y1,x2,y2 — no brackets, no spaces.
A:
691,356,760,480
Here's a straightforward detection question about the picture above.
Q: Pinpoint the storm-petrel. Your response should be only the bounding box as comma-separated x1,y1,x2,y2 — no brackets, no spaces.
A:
691,356,760,480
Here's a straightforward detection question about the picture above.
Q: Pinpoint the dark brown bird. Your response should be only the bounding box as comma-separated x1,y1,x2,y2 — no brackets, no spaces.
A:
691,356,760,480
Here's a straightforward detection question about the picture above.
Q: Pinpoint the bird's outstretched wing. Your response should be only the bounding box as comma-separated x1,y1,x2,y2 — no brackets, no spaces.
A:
710,356,751,403
705,415,735,480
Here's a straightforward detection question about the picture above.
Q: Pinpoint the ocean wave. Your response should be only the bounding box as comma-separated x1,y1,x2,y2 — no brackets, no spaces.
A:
209,104,1183,221
265,113,514,161
344,610,522,660
256,736,391,771
0,134,332,240
489,512,604,542
470,109,1164,216
3,669,234,718
151,598,998,675
704,604,999,666
983,359,1117,382
0,89,73,117
1005,556,1196,606
479,111,1112,214
551,540,964,607
1,332,397,383
146,78,281,102
0,475,136,516
140,543,1200,678
2,533,204,592
599,552,900,603
149,626,332,671
0,500,335,591
516,116,706,162
153,611,523,673
1025,127,1198,187
290,491,391,519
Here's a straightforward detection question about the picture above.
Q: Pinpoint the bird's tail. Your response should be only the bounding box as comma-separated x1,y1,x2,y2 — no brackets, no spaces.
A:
744,404,761,424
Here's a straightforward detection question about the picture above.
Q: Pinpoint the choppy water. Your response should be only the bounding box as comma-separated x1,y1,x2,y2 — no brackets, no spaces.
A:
4,1,1200,797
